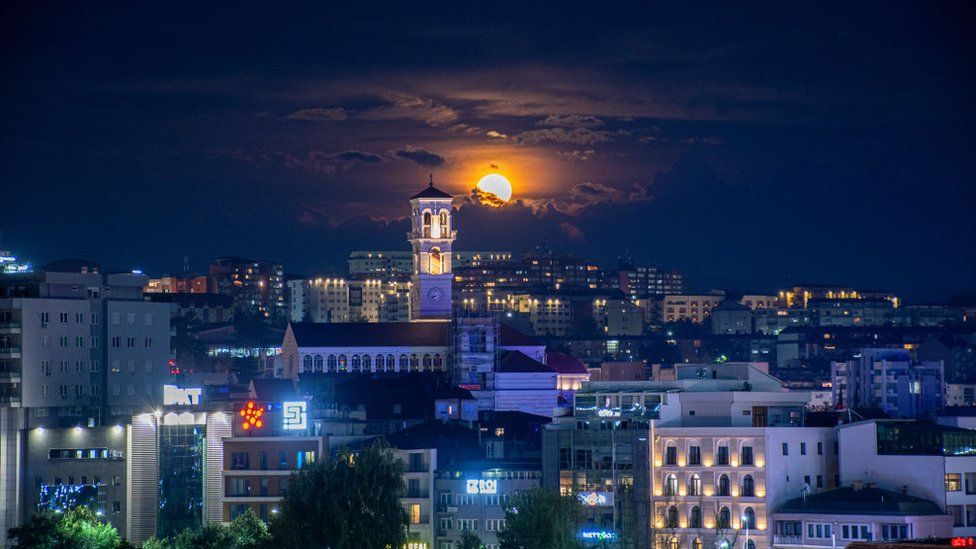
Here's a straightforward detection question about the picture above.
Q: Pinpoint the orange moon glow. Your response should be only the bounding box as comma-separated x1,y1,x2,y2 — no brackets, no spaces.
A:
474,173,513,207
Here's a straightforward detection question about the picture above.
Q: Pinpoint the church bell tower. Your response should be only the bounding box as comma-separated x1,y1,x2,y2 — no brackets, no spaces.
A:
409,176,455,320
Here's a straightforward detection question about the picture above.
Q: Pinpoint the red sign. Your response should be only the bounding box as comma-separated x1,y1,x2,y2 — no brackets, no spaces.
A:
239,401,265,430
952,538,976,548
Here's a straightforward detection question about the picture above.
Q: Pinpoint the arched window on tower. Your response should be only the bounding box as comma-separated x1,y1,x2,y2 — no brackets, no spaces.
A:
422,211,432,238
439,210,449,233
430,248,442,275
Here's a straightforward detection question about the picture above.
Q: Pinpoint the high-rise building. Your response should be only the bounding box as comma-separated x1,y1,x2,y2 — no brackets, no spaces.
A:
0,260,173,543
287,278,410,323
208,257,285,321
831,348,944,418
408,178,455,321
617,258,685,298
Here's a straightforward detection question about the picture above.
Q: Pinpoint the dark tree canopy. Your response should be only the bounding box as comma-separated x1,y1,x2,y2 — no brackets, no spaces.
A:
498,488,584,549
270,440,407,549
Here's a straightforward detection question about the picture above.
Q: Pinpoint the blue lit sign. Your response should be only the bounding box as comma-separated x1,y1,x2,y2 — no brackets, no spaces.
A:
580,529,617,542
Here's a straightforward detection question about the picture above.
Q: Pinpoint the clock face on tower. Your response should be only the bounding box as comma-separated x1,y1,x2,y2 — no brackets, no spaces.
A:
427,287,445,302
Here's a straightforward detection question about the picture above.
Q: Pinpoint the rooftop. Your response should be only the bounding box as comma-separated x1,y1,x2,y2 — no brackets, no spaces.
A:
410,180,454,200
289,321,540,349
499,351,553,374
777,486,944,516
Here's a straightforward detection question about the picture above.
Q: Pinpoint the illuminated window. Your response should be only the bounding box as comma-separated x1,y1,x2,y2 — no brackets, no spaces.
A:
689,474,702,496
718,475,730,496
947,473,962,492
409,503,421,524
665,474,678,496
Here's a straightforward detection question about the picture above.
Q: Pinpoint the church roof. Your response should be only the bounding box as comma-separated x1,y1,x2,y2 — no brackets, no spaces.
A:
290,321,450,347
288,321,540,349
410,180,453,200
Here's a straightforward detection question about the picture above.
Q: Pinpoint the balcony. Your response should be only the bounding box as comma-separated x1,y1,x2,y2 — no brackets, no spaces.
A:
0,370,21,383
0,394,22,406
0,347,21,358
773,535,803,546
405,488,430,499
0,322,20,334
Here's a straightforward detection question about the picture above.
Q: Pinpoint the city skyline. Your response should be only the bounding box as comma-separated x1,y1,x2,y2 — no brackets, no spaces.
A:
2,3,975,301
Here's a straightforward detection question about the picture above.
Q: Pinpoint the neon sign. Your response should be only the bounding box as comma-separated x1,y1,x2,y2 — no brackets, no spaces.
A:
580,529,617,541
239,401,265,430
465,479,497,494
577,491,613,507
952,538,976,548
282,401,307,430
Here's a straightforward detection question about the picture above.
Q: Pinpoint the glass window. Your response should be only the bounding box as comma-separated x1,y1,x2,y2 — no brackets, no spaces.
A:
717,446,729,465
946,473,962,492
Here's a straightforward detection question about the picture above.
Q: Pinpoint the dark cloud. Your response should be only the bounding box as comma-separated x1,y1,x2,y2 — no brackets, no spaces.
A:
304,150,384,173
540,114,603,128
286,107,348,121
393,146,446,167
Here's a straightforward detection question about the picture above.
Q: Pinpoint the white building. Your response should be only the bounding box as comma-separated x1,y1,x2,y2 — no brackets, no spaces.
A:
408,178,455,321
838,419,976,536
770,484,952,548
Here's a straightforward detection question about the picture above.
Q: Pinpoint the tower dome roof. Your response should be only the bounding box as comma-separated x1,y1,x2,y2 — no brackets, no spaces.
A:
410,175,453,200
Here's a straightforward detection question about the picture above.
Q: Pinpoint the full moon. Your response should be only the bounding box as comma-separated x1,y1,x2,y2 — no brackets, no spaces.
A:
475,173,513,206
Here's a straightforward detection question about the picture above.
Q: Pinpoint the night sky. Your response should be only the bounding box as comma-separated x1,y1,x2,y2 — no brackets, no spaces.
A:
2,3,974,301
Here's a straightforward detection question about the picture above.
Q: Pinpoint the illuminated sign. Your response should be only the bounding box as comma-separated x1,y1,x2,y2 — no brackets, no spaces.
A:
596,408,620,418
465,479,497,494
580,529,617,542
952,538,976,548
577,491,613,507
162,385,202,406
282,401,307,430
239,401,265,430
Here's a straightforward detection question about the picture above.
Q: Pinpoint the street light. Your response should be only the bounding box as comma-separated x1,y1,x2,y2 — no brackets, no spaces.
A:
741,515,750,549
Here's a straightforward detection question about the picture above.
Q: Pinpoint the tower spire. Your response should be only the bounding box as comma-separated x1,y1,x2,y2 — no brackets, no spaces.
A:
428,173,433,187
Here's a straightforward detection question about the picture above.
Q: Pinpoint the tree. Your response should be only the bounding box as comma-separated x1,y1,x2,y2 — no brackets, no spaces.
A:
498,488,584,549
172,522,234,549
270,440,407,549
458,530,483,549
7,507,123,549
227,509,272,549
